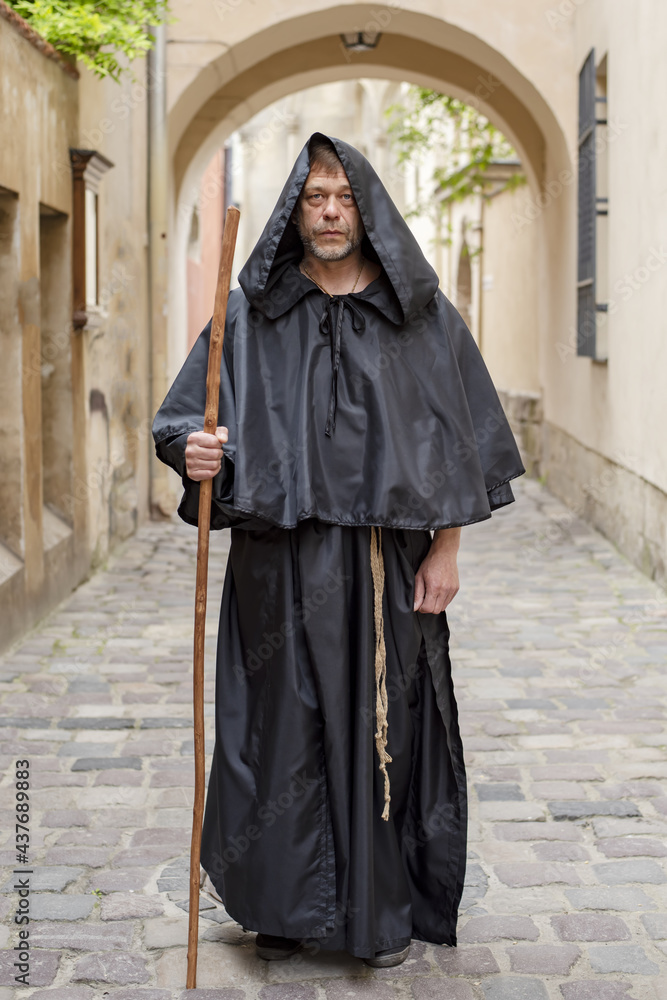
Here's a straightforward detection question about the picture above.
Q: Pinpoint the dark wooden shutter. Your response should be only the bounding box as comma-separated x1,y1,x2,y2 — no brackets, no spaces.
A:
577,49,596,357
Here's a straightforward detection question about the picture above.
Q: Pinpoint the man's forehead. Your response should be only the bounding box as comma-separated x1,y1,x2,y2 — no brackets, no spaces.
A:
303,166,352,190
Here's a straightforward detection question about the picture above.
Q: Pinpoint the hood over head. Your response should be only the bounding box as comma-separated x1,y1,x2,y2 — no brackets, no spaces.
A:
238,132,440,325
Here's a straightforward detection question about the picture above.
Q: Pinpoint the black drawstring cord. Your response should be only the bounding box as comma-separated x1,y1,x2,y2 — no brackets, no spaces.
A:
319,296,366,437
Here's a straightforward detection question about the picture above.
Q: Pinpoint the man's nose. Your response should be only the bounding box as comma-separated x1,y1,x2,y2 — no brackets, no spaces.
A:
322,196,340,218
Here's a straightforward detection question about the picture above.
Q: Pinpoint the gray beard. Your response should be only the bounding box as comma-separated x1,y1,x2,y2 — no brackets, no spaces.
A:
297,223,363,262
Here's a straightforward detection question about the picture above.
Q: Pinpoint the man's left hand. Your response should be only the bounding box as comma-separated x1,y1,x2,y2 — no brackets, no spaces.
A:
413,526,461,614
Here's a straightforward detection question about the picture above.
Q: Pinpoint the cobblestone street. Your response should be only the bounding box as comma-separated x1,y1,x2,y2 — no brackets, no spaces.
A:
1,477,666,999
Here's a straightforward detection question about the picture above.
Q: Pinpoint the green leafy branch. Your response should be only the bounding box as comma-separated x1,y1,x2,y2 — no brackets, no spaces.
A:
386,87,526,226
6,0,172,81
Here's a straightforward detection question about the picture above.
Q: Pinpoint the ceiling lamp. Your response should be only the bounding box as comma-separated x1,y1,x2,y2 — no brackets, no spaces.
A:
340,31,382,51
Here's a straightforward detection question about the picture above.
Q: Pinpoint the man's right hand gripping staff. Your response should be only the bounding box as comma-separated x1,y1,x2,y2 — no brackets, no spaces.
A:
185,427,228,482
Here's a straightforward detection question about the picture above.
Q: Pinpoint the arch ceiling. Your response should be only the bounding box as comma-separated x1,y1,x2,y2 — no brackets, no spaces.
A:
169,7,572,204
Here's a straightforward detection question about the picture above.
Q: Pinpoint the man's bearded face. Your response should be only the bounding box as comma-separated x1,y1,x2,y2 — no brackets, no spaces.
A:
294,163,365,261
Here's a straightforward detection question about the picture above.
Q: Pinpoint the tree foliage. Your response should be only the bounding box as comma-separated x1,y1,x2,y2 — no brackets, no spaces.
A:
387,87,526,223
7,0,171,81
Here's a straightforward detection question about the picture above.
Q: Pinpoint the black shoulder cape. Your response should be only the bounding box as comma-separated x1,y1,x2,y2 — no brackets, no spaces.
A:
153,131,525,531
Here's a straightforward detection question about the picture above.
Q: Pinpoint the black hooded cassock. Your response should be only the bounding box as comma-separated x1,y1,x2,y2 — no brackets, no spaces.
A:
152,133,525,958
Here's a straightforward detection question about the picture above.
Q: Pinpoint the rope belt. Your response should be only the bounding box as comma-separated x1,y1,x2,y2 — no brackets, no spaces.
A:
370,525,392,821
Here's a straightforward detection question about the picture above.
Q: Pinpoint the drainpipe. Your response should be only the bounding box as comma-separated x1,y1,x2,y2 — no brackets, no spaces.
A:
476,195,485,356
146,23,173,518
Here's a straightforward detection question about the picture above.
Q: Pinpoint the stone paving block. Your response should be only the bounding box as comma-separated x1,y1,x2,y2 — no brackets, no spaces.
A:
548,801,641,820
59,717,135,729
44,847,111,868
96,807,147,827
559,982,639,999
56,828,121,846
41,809,90,827
113,846,179,866
494,822,583,842
30,773,88,788
494,863,581,887
93,769,144,785
477,767,521,781
596,837,667,857
31,920,134,949
141,717,193,729
531,782,589,800
144,915,190,948
478,802,547,822
101,892,165,920
113,992,173,1000
150,768,195,787
412,981,474,1000
600,781,664,799
156,941,266,988
482,978,549,1000
506,698,556,710
125,739,175,756
58,743,121,759
565,887,657,911
0,866,82,893
72,951,152,984
131,827,190,847
88,869,152,892
551,914,631,941
587,945,660,974
25,989,97,999
258,985,318,1000
593,859,666,884
0,949,60,986
458,915,539,942
592,818,667,838
72,756,142,770
30,894,94,920
475,783,525,801
325,981,397,999
532,842,590,862
485,887,568,915
640,913,667,938
434,944,499,974
507,944,581,974
178,992,244,1000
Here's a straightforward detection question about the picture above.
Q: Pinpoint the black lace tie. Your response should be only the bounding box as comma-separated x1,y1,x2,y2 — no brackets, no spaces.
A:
318,295,366,437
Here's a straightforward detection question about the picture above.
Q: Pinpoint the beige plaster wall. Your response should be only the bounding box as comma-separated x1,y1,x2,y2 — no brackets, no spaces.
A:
0,14,79,647
75,61,152,561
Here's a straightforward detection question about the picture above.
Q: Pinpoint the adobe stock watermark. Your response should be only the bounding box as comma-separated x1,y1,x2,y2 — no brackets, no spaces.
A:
206,771,320,874
556,246,667,362
545,0,589,28
359,631,450,731
511,117,629,233
518,451,638,564
578,591,667,684
233,567,352,683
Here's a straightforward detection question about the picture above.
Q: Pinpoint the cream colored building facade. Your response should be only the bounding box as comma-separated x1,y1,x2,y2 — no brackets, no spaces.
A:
1,0,666,650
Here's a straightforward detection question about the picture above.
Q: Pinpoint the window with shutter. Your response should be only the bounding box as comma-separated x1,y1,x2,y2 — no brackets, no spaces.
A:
577,49,609,360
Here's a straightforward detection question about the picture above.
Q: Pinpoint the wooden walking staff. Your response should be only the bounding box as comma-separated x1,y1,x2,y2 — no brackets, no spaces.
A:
187,205,240,990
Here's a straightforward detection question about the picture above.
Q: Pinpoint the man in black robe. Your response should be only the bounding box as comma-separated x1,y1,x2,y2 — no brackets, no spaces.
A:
153,133,524,968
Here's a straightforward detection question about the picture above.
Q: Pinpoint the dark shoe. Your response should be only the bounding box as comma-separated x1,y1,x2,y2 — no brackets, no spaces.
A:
255,933,302,961
364,943,411,968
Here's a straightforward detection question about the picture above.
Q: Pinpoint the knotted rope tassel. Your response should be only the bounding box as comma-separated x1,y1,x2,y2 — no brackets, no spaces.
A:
370,525,392,821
